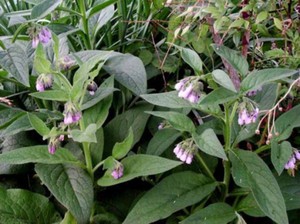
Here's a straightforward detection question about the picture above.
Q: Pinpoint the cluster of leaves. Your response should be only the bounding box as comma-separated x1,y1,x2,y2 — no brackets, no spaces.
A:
0,0,300,223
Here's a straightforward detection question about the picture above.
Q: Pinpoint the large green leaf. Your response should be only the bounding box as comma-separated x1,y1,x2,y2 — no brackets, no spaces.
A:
212,44,249,77
147,128,181,156
0,145,81,166
146,111,195,133
112,128,134,160
0,114,32,138
199,87,238,105
70,124,97,143
180,203,236,224
31,0,62,19
252,83,278,111
97,155,182,186
141,91,193,108
212,69,237,92
0,188,61,224
274,104,300,141
123,172,217,224
27,112,50,137
103,53,147,95
30,90,69,101
35,164,93,224
193,129,227,160
236,193,265,217
276,172,300,211
271,141,293,175
181,47,203,75
230,150,288,224
241,69,296,92
0,44,29,86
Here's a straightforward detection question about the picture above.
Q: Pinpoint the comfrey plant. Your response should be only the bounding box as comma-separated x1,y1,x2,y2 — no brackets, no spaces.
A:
1,0,300,224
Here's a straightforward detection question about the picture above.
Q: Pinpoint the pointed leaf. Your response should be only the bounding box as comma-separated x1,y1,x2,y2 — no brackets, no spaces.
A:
97,155,182,186
181,47,203,75
30,90,69,101
230,150,288,224
112,128,134,160
35,164,93,224
31,0,62,19
193,129,227,160
212,69,237,92
70,124,97,143
27,113,50,137
123,172,217,224
271,141,293,175
199,88,238,105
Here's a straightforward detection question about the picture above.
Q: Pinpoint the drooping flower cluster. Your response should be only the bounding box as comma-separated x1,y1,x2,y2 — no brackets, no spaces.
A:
238,107,259,126
111,163,124,179
59,55,75,71
175,77,202,103
63,102,82,125
87,81,98,95
173,140,197,164
284,150,300,170
48,137,59,154
30,26,52,48
36,74,53,92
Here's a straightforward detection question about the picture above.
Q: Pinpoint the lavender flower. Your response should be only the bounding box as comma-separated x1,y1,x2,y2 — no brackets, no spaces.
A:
32,36,39,48
63,102,82,125
48,137,59,154
38,27,52,44
87,81,98,96
173,141,196,164
111,163,124,179
29,26,52,48
246,87,262,97
36,74,53,92
175,78,202,104
285,150,300,170
59,55,75,71
238,108,259,126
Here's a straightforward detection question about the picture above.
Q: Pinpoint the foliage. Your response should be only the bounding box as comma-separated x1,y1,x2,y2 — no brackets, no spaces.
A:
0,0,300,223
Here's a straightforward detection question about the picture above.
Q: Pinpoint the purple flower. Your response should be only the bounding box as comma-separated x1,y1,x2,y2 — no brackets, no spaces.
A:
295,151,300,160
58,135,65,142
38,27,52,44
87,81,98,96
64,112,73,125
173,142,195,164
247,87,262,97
63,102,82,125
36,74,53,92
48,137,60,154
32,36,39,48
158,123,164,130
59,56,75,71
111,164,124,179
175,78,202,104
238,108,259,126
48,143,56,154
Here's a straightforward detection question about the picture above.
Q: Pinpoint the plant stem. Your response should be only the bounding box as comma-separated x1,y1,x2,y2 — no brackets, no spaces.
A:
254,144,271,154
195,153,217,182
78,0,92,49
79,119,93,179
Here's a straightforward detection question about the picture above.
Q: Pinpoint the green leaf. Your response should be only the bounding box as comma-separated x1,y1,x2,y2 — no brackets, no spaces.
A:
70,124,97,143
252,83,278,111
256,11,268,24
123,172,217,224
241,69,296,92
0,188,61,224
81,87,117,110
146,111,195,133
274,104,300,141
271,141,293,175
0,44,29,86
180,47,203,75
30,90,69,101
230,150,288,224
112,128,134,160
35,164,93,224
34,43,52,74
273,18,282,30
0,145,81,165
236,193,265,217
212,44,249,77
60,211,76,224
31,0,62,19
276,172,300,210
103,53,147,95
193,129,227,160
141,91,193,108
87,0,117,18
229,18,245,29
212,69,237,92
97,155,182,186
27,112,50,137
147,129,181,156
200,87,238,105
0,114,32,138
180,203,236,224
104,103,153,151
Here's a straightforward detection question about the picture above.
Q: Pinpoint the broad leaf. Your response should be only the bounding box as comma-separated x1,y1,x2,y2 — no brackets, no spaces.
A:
146,111,195,133
212,44,249,77
123,172,217,224
0,114,32,137
27,112,50,137
0,44,29,86
0,145,81,165
212,69,237,92
103,53,147,95
180,203,236,224
241,69,296,92
147,129,181,156
199,87,238,105
236,193,265,217
81,87,117,110
252,83,278,110
271,141,293,175
97,155,182,186
35,164,93,224
230,150,288,224
181,47,203,75
31,0,62,19
193,129,227,160
70,124,97,143
0,188,61,223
